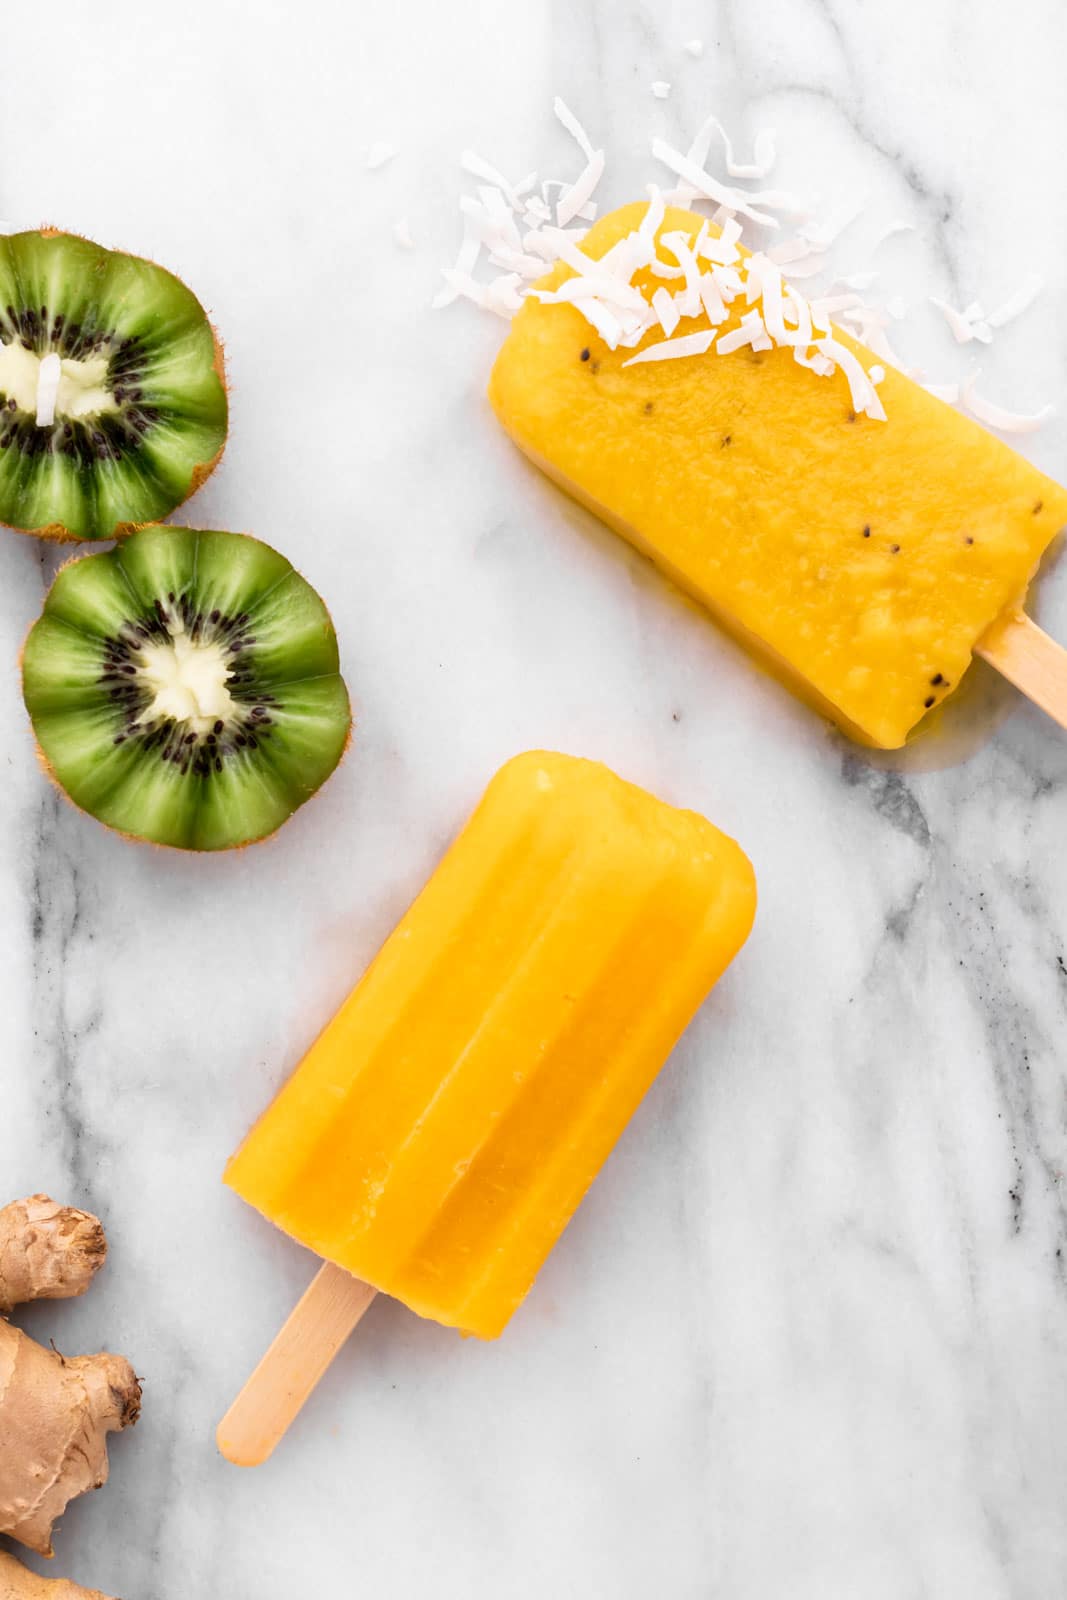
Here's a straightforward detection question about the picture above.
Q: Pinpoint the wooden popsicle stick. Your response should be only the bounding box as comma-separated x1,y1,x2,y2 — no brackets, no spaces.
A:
217,1261,377,1467
977,610,1067,732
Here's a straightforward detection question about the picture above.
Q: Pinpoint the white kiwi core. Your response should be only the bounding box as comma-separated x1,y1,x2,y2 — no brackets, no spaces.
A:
0,338,118,423
137,616,236,735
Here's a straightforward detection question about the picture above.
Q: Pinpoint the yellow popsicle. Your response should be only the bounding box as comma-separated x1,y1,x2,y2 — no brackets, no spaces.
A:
488,203,1067,748
226,751,755,1339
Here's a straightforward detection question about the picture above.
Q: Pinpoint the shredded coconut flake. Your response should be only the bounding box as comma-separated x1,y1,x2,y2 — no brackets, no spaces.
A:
699,272,729,325
710,263,744,302
716,310,773,355
875,220,917,246
366,141,396,171
623,329,716,367
811,293,863,318
484,273,526,319
683,38,704,57
698,217,742,267
651,81,671,100
686,114,777,180
783,285,813,348
461,151,525,210
986,273,1044,330
554,97,595,162
800,202,863,251
771,253,828,280
536,273,646,315
651,137,782,228
652,286,682,336
392,219,415,250
814,337,886,420
923,381,960,404
557,149,605,227
432,223,482,308
434,97,1051,436
838,305,906,371
794,347,835,378
435,267,487,310
768,238,814,266
836,270,879,291
659,230,703,312
35,351,61,428
930,295,994,346
959,375,1054,435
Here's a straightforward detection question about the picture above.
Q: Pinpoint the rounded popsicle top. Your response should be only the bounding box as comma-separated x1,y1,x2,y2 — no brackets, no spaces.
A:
480,749,756,938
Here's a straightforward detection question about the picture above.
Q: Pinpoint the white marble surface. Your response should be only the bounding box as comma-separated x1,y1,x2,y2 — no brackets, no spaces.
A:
3,2,1067,1596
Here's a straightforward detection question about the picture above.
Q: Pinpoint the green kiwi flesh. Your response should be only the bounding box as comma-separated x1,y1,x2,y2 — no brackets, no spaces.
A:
22,526,351,849
0,230,227,540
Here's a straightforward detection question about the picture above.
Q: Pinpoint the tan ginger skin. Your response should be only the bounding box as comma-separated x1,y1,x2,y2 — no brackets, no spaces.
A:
0,1549,112,1600
0,1198,107,1316
0,1195,138,1599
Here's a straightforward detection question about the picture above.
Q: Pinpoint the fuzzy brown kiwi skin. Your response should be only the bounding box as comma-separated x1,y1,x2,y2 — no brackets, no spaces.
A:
19,528,355,853
0,226,229,544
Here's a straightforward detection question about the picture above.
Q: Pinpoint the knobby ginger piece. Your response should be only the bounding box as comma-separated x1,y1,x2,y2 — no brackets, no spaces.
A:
0,1196,107,1316
0,1320,140,1556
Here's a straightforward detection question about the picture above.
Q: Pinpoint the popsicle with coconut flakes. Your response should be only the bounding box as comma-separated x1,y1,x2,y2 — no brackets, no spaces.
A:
488,200,1067,749
219,751,755,1464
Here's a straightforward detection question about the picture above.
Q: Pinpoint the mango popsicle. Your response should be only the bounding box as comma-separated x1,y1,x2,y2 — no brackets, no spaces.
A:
488,203,1067,749
225,751,755,1352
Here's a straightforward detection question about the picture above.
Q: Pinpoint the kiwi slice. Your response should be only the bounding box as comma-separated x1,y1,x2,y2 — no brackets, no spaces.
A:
0,229,227,540
22,526,351,849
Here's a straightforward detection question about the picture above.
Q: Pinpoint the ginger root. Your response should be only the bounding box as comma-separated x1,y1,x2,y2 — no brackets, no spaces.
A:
0,1322,140,1556
0,1548,114,1599
0,1199,106,1317
0,1196,140,1560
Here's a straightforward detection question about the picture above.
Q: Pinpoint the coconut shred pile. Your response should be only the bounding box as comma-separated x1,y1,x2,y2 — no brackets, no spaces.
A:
432,97,1052,436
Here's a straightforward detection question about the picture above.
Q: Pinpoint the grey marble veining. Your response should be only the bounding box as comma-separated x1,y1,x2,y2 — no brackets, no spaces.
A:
2,2,1067,1597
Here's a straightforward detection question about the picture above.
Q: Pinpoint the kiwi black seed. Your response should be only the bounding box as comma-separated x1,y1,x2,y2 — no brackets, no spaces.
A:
21,526,351,850
0,229,227,541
